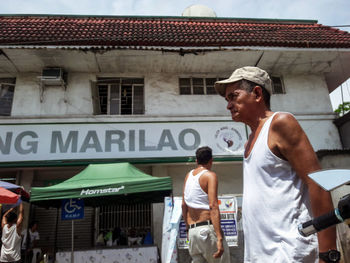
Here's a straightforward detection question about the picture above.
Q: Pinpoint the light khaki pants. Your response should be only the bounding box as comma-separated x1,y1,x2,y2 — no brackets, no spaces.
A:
188,225,231,263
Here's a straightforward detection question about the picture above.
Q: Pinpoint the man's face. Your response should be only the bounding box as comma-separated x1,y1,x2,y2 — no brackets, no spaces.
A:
225,81,254,122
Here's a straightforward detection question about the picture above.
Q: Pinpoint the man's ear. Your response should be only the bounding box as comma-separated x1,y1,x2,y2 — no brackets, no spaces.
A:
253,86,263,100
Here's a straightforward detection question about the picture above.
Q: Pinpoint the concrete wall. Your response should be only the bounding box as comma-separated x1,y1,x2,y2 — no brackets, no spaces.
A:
18,170,34,230
9,72,334,117
272,74,333,113
11,73,95,116
334,112,350,149
298,117,342,151
145,73,227,116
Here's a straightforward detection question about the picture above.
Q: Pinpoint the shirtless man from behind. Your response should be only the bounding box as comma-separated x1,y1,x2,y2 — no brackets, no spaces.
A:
182,146,230,263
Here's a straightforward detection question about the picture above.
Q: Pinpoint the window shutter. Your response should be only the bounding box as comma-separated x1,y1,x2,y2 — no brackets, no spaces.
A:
0,78,16,116
90,80,101,115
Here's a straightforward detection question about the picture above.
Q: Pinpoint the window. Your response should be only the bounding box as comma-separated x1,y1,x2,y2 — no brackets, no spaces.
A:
93,78,144,115
0,78,16,116
179,77,221,95
98,203,152,245
271,77,285,94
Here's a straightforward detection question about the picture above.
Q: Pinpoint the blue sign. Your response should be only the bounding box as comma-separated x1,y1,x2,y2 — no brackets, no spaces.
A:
61,199,84,220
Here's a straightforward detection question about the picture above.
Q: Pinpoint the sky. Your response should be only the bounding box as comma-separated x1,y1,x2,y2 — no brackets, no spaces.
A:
1,0,350,109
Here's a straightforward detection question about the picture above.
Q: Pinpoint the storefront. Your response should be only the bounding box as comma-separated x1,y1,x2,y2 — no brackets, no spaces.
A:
0,119,247,260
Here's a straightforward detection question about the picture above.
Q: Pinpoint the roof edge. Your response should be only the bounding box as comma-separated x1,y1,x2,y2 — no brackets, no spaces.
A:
2,45,350,52
0,13,318,24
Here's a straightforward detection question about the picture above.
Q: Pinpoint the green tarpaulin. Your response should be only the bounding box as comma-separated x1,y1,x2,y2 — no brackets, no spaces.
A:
30,162,172,207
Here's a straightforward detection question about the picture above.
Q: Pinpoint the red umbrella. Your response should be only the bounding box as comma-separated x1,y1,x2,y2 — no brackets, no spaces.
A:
0,181,30,202
0,186,19,204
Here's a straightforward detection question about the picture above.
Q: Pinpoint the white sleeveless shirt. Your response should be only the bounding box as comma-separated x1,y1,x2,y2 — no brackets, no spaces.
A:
0,224,21,262
184,169,210,210
242,112,318,263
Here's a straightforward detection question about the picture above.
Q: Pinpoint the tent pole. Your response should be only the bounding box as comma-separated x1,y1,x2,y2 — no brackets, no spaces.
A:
71,220,74,263
53,208,58,262
24,202,33,263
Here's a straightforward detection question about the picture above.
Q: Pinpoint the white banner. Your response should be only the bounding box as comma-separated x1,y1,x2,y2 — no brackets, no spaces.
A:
56,246,158,263
0,122,246,162
162,197,182,263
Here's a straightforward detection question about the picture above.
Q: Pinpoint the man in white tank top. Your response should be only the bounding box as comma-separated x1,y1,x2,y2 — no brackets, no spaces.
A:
214,67,338,263
1,202,23,263
182,146,230,263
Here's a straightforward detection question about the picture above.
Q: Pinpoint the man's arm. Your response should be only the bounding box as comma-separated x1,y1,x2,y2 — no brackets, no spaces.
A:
16,202,24,234
1,207,14,228
182,173,189,231
271,113,336,259
207,172,224,259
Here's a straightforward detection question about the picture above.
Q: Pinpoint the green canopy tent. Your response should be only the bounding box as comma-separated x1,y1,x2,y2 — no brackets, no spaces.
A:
30,162,172,207
29,163,172,263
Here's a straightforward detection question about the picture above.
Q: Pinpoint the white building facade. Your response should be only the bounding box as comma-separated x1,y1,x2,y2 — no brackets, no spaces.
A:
1,15,350,261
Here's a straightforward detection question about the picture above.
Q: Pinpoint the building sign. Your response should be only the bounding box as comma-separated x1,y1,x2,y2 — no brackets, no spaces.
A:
0,122,246,162
178,196,238,249
61,199,84,220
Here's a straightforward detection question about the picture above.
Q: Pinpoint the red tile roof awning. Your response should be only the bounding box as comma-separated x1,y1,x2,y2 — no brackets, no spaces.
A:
0,15,350,48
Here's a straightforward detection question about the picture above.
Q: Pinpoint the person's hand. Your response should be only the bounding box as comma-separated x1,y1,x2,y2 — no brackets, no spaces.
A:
213,239,224,258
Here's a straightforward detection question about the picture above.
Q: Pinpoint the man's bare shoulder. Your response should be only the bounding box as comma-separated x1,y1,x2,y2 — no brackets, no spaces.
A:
271,112,297,126
202,170,218,182
271,112,301,137
270,112,310,156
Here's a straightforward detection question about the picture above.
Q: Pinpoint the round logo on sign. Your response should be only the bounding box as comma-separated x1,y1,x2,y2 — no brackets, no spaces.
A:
225,199,233,208
214,127,243,153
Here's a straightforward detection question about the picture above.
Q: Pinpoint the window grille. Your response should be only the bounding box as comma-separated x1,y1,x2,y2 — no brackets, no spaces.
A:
179,77,222,95
0,78,16,116
205,78,219,95
98,203,152,245
179,78,191,94
271,77,285,94
193,78,204,94
93,78,144,115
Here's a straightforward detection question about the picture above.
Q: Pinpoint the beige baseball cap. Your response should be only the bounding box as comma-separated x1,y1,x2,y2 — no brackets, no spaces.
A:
214,66,272,97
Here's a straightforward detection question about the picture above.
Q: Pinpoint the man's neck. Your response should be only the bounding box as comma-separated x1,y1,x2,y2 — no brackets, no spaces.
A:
197,164,211,170
247,110,274,132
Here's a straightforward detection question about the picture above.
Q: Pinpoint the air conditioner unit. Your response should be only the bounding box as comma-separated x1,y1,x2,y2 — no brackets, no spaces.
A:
40,68,66,86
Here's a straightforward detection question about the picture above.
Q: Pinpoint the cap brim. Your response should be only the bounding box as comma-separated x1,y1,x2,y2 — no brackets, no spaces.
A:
214,77,243,97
